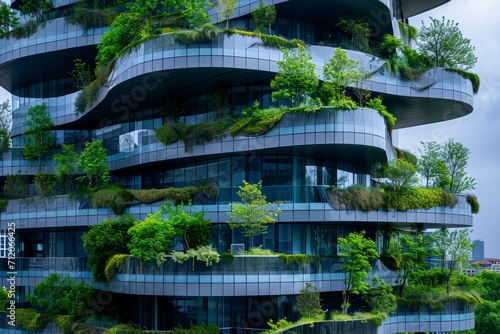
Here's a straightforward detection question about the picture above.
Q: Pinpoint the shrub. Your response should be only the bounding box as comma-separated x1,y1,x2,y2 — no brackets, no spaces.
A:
445,68,480,94
244,247,276,255
394,147,417,165
327,185,384,211
366,97,396,131
278,254,321,266
103,323,144,334
386,187,456,211
260,34,304,49
74,90,87,114
15,309,53,332
220,251,234,262
466,194,480,213
0,199,8,213
173,323,220,334
3,171,29,199
91,185,135,215
34,172,56,197
104,254,130,283
53,315,72,333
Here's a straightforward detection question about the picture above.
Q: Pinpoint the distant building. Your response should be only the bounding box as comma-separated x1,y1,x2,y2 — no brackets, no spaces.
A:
472,239,485,261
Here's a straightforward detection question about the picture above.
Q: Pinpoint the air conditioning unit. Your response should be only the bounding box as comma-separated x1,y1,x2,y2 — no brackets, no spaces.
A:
230,243,245,254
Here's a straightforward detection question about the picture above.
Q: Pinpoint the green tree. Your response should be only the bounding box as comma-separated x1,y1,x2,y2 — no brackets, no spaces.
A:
372,159,419,207
251,0,276,34
270,48,319,107
53,144,80,193
127,209,176,262
336,17,371,52
82,215,135,283
214,0,237,30
475,300,500,334
295,283,323,319
23,103,55,173
27,273,93,317
227,180,281,248
364,277,397,314
20,0,54,22
0,100,12,152
418,141,449,188
477,271,500,301
76,140,110,191
162,0,212,28
164,203,211,250
391,233,433,296
338,230,378,314
322,48,364,106
0,2,19,37
432,228,474,295
417,16,477,70
441,139,476,193
70,59,95,89
0,286,8,310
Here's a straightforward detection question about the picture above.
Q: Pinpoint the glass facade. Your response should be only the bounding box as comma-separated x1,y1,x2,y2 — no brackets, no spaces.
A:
0,0,476,332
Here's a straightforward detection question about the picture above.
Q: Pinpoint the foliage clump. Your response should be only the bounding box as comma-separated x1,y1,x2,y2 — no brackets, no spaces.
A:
295,283,323,319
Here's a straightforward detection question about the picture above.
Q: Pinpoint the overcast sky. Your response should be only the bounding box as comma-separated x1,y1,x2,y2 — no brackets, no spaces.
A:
399,0,500,257
1,0,499,256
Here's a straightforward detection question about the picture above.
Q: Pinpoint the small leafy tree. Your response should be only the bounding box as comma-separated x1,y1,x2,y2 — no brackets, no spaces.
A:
27,273,93,317
271,48,319,107
227,180,281,248
432,228,474,295
391,233,433,296
128,209,176,262
70,59,95,89
336,17,371,52
53,144,80,193
0,2,19,37
162,0,212,29
20,0,54,22
417,141,449,188
23,103,55,173
338,230,378,314
214,0,237,30
76,140,110,191
364,277,397,314
417,16,477,70
251,0,276,34
322,48,364,107
295,283,323,319
82,215,135,283
164,203,211,250
441,139,476,193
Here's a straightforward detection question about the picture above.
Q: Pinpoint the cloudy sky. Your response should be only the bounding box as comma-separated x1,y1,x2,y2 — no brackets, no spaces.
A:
1,0,498,255
399,0,500,257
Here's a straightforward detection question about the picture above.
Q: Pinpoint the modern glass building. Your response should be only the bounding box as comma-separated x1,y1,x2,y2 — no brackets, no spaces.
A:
0,0,475,332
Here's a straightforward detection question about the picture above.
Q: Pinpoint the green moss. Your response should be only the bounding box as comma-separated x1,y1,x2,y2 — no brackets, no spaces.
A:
466,194,480,214
15,309,53,332
104,254,130,283
445,68,480,94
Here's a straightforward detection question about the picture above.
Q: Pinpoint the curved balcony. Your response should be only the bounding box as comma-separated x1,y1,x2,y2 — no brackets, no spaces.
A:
279,303,474,334
1,192,472,230
0,17,104,92
107,108,393,172
71,33,473,131
102,256,397,297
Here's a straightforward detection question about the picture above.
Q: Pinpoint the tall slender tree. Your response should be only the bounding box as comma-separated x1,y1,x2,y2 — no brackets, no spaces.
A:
23,103,55,173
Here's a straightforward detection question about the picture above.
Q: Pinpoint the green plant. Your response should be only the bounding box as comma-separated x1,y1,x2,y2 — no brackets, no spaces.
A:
220,251,234,262
53,314,72,333
394,147,417,165
266,318,293,333
173,23,219,44
10,19,38,39
227,180,281,248
3,170,29,199
82,215,135,283
15,308,53,332
66,6,115,30
252,0,276,34
0,199,8,212
327,185,384,211
173,322,219,334
244,246,276,255
103,323,145,334
278,254,320,266
336,17,371,52
34,172,56,197
365,97,396,131
104,254,130,283
172,246,220,270
76,140,111,191
271,47,319,107
0,2,19,38
466,193,480,213
91,185,135,215
230,106,287,136
445,68,480,94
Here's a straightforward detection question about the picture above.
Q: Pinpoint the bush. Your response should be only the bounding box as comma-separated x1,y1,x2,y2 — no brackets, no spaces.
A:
34,172,56,197
74,90,87,114
103,323,144,334
91,185,135,215
53,314,72,333
394,147,417,165
0,199,8,213
327,185,384,211
366,97,396,131
15,309,53,332
466,194,480,213
386,187,456,211
173,322,219,334
104,254,130,283
278,254,321,266
220,251,234,262
3,171,29,199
